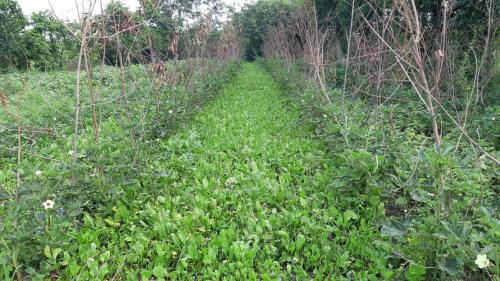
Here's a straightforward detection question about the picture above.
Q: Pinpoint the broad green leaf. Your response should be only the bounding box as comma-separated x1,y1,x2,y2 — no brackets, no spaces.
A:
407,264,426,281
381,219,408,237
410,189,429,203
152,265,166,278
439,256,463,275
344,210,358,221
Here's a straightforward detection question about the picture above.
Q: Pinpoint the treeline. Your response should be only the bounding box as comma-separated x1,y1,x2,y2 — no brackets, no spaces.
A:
0,0,240,71
236,1,497,60
233,0,498,149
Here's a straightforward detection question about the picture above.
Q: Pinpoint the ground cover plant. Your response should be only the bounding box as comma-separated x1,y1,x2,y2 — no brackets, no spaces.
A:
0,60,241,279
245,0,499,278
261,59,499,280
42,63,398,280
1,0,499,280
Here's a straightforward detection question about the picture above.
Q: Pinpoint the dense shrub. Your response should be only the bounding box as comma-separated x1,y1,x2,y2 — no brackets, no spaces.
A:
0,61,241,279
260,58,499,280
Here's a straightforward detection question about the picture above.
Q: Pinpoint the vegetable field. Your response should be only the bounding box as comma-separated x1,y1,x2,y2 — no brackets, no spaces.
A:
0,0,499,280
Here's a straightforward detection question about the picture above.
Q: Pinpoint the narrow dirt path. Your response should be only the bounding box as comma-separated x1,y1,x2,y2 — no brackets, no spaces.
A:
70,63,386,280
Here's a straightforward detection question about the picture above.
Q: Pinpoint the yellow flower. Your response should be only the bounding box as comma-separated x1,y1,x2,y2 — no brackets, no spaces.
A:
475,254,490,269
42,200,54,210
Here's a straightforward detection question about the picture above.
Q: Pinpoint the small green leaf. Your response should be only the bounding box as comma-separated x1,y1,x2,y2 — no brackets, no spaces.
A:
299,197,307,207
52,248,62,260
381,269,394,280
69,263,80,276
441,221,471,239
395,197,407,206
84,213,94,227
99,251,111,262
296,234,306,250
104,218,120,228
44,245,51,258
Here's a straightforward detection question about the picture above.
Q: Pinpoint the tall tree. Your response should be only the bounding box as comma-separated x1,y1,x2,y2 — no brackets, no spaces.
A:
24,11,75,70
233,0,291,60
0,0,26,69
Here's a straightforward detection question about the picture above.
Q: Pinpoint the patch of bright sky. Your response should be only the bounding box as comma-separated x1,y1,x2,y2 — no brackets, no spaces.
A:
17,0,248,21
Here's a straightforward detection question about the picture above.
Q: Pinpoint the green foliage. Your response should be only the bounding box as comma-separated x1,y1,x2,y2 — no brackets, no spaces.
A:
0,60,241,279
0,0,26,69
0,63,395,279
2,0,226,70
0,1,77,71
33,63,392,279
261,58,499,280
470,106,500,149
25,11,76,70
233,1,292,60
23,29,54,69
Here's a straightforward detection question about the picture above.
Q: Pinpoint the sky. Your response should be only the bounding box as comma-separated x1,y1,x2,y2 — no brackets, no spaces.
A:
17,0,248,21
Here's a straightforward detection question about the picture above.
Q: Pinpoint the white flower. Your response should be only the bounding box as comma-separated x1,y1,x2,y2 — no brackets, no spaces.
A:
35,170,42,177
323,114,327,118
225,177,238,186
475,254,490,269
492,117,496,121
168,110,173,114
42,200,54,210
68,150,75,157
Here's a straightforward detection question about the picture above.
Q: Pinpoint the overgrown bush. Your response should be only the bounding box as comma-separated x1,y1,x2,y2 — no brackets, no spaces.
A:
0,60,241,279
260,58,499,280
